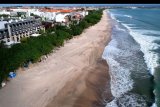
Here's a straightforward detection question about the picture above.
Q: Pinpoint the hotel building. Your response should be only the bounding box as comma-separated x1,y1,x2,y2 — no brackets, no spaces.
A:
0,19,44,45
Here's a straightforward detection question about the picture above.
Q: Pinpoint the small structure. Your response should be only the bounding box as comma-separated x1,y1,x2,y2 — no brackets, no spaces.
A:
1,82,6,88
8,72,16,78
31,34,40,37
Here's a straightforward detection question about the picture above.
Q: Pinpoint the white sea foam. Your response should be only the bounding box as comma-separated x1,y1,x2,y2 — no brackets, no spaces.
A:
115,25,126,32
151,103,157,107
102,36,133,97
103,11,137,106
123,23,134,25
122,23,160,75
132,29,160,35
106,10,157,107
151,89,158,107
106,57,133,97
106,93,147,107
124,15,133,19
110,13,116,20
106,99,118,107
109,12,122,23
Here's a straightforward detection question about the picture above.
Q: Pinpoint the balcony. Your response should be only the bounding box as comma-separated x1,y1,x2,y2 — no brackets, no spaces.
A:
12,33,15,36
11,31,15,34
15,31,19,35
12,26,20,30
0,35,4,39
6,35,10,38
19,30,22,33
11,28,16,31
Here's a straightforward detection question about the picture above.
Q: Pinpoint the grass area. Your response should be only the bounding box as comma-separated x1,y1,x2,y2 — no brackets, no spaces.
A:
0,9,103,85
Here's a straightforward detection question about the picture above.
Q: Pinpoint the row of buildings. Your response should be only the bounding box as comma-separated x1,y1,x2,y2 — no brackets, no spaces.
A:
0,19,44,46
0,7,89,47
0,8,88,23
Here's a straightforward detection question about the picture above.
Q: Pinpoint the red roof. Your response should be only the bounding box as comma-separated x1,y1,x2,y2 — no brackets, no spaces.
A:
59,9,73,13
40,9,74,13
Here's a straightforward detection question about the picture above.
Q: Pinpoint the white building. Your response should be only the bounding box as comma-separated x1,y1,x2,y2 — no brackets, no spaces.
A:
0,19,44,46
40,12,56,20
77,11,88,17
0,21,8,29
0,10,10,15
55,13,69,23
28,10,56,21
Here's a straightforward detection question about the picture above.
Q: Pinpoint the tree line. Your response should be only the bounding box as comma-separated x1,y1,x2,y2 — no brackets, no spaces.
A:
0,9,103,85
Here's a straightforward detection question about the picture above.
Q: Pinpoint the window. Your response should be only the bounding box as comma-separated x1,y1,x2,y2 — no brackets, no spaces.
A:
7,39,10,42
12,37,15,41
17,37,19,42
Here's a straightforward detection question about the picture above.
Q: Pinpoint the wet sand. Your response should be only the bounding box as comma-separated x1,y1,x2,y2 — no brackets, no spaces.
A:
0,10,112,107
46,59,113,107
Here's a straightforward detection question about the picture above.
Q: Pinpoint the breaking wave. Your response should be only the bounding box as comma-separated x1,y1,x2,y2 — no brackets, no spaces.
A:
103,11,155,107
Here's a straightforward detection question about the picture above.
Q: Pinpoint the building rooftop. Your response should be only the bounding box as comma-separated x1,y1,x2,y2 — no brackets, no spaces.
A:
4,19,40,25
40,9,74,13
0,21,8,29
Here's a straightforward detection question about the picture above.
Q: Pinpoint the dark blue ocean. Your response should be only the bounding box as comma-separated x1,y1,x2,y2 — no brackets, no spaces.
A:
102,9,160,107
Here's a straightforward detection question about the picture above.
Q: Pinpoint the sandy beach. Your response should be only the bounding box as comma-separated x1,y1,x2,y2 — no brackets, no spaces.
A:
0,10,112,107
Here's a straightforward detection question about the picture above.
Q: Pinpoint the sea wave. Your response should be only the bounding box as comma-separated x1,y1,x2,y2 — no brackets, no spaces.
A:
102,41,133,97
122,23,160,75
124,15,133,18
102,22,141,106
102,26,147,106
106,93,147,107
151,103,157,107
104,10,154,107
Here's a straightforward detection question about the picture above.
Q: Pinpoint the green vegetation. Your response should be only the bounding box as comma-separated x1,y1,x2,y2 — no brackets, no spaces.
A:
0,14,10,18
0,9,103,85
30,13,41,19
17,12,26,17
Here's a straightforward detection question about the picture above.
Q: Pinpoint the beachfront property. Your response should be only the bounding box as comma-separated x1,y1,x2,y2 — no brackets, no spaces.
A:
0,7,89,22
42,20,55,29
0,19,44,46
0,7,89,46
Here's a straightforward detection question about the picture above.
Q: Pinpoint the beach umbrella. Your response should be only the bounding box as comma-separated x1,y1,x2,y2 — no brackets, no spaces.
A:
9,72,16,78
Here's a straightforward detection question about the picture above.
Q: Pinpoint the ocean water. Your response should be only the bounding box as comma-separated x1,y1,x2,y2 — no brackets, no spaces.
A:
102,9,160,107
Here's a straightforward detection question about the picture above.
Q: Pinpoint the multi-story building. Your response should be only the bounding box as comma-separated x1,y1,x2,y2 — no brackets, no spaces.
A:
0,19,44,45
0,28,9,43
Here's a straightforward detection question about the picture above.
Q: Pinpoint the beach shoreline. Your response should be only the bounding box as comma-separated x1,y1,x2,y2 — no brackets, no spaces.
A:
46,59,113,107
46,10,113,107
0,10,112,107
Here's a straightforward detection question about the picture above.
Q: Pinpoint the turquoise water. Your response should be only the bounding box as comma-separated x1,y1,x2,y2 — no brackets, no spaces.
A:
103,9,160,107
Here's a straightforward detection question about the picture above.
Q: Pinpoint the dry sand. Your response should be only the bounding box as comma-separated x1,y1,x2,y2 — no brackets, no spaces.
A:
0,10,112,107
